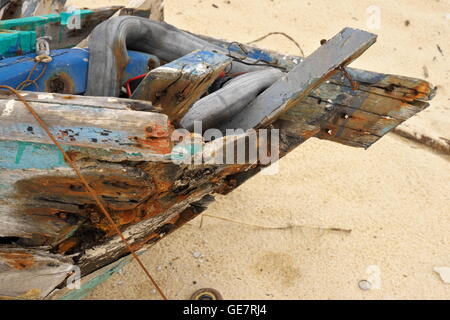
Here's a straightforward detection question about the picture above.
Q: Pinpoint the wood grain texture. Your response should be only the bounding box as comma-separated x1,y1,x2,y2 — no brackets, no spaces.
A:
0,90,160,112
0,94,172,156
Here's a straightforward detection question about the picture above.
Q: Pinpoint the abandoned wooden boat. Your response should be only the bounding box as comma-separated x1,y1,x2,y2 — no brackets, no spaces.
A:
0,14,435,299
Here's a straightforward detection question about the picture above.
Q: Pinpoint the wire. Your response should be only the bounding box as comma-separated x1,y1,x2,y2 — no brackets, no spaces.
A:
226,41,288,71
124,73,147,97
247,32,305,57
0,85,168,300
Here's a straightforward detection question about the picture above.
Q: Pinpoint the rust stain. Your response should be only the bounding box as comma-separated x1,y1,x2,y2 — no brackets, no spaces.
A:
134,136,173,154
96,199,165,235
15,174,153,210
132,124,174,154
413,81,433,100
300,128,321,140
145,124,173,138
57,238,78,254
45,72,75,94
112,40,129,89
0,252,35,270
129,205,203,251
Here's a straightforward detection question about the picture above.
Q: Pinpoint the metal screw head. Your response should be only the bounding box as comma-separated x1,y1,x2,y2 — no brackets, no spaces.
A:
191,288,223,300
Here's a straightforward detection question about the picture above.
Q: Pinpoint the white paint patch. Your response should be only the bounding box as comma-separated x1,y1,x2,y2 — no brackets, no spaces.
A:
107,98,119,103
38,94,54,100
1,100,15,117
157,66,183,73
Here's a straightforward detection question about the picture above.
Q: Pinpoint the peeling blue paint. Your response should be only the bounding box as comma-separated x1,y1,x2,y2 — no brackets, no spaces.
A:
0,48,158,94
161,50,230,76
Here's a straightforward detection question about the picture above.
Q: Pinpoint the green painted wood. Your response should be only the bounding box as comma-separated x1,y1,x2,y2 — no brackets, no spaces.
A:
0,7,121,57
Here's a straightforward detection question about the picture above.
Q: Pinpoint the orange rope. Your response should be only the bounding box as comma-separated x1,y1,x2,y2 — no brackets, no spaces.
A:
0,85,168,300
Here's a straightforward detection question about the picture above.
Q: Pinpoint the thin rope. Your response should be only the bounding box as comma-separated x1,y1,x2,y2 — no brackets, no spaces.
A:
16,55,52,91
0,85,168,300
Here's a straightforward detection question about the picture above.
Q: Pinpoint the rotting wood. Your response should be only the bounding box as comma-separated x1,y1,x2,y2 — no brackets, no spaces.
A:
0,90,160,112
131,50,232,124
0,27,436,299
219,28,377,131
0,95,172,156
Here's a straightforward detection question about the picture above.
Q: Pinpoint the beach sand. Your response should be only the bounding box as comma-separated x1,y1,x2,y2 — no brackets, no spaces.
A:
66,0,450,299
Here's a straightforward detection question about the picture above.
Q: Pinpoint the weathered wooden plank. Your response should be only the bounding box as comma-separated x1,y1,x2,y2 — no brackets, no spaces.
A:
0,98,172,156
277,68,431,150
76,191,220,275
282,96,401,136
316,125,380,149
330,68,435,102
132,50,232,123
0,90,160,112
0,246,73,299
0,160,155,244
308,81,428,122
219,28,377,131
281,93,403,149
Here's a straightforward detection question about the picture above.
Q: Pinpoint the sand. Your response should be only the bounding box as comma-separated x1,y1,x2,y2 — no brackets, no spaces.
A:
66,0,450,299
